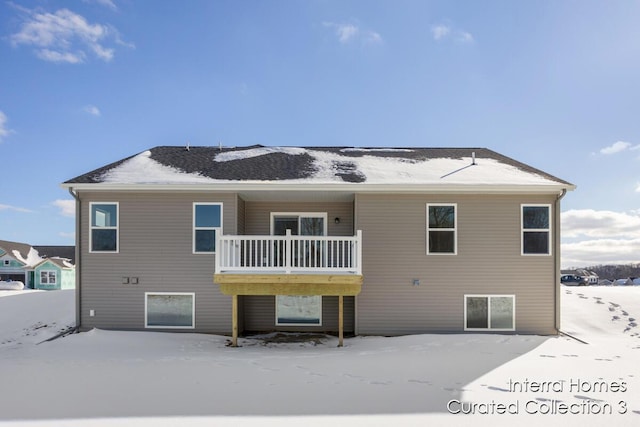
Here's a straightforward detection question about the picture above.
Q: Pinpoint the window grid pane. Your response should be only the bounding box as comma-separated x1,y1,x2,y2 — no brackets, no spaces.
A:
195,205,221,228
92,229,117,252
490,297,514,329
522,206,549,229
429,230,455,253
429,206,455,228
523,232,549,254
466,297,488,329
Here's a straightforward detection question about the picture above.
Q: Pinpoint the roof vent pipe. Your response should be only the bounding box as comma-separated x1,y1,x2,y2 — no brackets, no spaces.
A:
186,142,190,151
472,151,476,165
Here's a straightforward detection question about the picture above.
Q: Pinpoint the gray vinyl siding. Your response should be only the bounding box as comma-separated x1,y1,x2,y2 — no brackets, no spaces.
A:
241,201,355,333
243,201,354,236
354,193,558,335
78,191,237,333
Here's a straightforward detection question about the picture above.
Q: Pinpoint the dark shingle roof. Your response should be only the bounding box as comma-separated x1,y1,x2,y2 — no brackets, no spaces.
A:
33,246,76,265
64,145,573,186
0,239,33,261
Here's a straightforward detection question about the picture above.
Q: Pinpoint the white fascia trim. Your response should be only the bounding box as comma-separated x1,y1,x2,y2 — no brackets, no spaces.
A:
61,182,575,194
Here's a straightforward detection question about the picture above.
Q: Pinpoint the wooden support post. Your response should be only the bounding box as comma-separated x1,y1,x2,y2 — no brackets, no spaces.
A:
231,294,238,347
338,295,344,347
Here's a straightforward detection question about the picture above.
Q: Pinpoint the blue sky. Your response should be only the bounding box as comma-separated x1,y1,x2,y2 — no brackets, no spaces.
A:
1,0,639,268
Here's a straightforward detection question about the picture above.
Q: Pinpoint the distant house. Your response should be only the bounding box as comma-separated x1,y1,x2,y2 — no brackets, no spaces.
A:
598,279,613,286
0,239,75,289
613,278,633,286
30,258,76,290
62,145,575,345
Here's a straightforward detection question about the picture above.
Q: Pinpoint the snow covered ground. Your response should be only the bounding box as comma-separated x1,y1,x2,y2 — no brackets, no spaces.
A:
0,286,638,426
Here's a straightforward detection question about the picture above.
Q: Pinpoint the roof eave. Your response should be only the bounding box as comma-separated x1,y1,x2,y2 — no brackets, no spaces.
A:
61,182,576,194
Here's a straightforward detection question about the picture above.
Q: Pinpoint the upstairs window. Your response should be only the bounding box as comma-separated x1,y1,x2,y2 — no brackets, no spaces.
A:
193,203,222,253
90,203,118,253
427,204,457,254
522,205,551,255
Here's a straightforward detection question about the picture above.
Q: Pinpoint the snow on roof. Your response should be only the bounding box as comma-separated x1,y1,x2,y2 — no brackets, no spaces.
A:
101,150,214,184
213,146,307,162
340,147,416,153
94,146,568,187
32,257,75,269
11,247,43,267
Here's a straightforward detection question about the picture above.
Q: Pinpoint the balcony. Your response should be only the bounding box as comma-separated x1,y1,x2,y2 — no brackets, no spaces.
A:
213,230,363,347
215,230,362,275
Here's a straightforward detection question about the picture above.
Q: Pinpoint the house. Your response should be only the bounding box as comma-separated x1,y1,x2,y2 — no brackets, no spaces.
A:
61,145,575,346
0,239,76,289
0,239,42,286
30,257,76,290
613,278,634,286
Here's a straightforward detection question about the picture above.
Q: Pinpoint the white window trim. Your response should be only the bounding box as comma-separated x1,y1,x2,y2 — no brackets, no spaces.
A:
464,294,516,332
275,295,323,327
521,204,552,256
193,202,223,254
426,203,457,255
145,292,196,329
269,212,328,236
40,270,57,285
89,202,119,254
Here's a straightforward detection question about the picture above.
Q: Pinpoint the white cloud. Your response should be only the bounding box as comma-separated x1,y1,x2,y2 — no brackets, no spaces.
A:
457,31,475,44
0,111,11,142
600,141,632,155
562,209,640,238
52,199,76,218
562,238,640,268
431,24,451,40
83,0,118,11
38,49,85,64
431,22,474,44
323,22,382,45
0,204,33,213
83,105,101,117
10,7,129,64
561,209,640,267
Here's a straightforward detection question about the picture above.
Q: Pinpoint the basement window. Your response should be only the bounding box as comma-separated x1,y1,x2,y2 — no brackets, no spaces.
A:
145,293,195,329
276,295,322,326
465,295,515,331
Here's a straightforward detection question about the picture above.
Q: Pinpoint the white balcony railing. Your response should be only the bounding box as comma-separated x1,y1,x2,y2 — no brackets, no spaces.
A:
215,230,362,275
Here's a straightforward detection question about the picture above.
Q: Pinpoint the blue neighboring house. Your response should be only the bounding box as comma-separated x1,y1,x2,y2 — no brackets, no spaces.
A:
0,239,75,290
